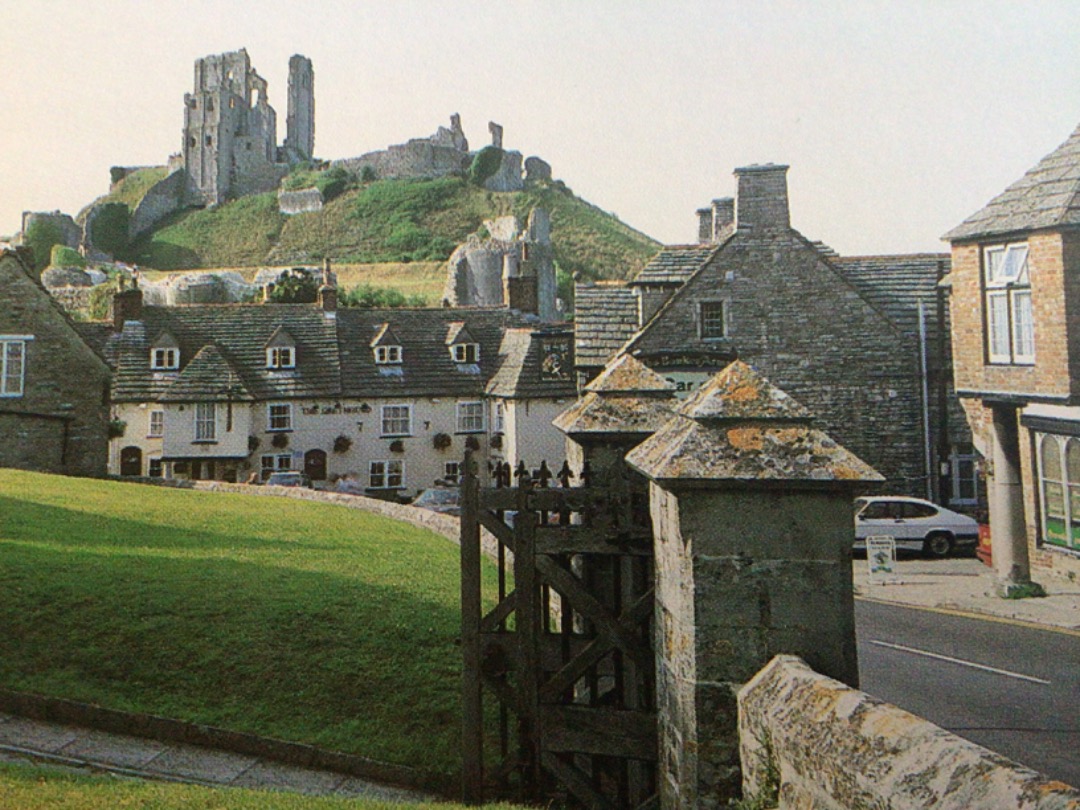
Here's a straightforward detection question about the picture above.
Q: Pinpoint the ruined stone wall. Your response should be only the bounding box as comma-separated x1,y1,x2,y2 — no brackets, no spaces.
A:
285,55,315,161
47,287,93,314
129,170,190,238
334,141,469,181
739,655,1079,809
19,211,80,249
278,188,324,215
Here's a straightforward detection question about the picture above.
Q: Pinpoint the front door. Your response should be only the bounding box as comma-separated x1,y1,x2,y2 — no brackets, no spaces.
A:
305,449,327,481
119,446,142,476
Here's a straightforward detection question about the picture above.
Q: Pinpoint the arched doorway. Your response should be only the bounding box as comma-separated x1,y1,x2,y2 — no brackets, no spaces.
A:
304,449,327,481
120,446,142,477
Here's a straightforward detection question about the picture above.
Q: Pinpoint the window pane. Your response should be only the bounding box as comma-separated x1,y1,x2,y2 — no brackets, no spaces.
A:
985,247,1005,283
987,293,1010,359
701,302,726,339
1011,291,1034,360
1003,244,1028,282
1041,435,1062,480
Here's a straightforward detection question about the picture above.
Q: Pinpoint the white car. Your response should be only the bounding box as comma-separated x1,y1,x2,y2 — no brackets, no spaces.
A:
854,496,979,558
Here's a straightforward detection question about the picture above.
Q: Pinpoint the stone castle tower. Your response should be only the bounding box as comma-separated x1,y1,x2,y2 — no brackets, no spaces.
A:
284,55,315,162
182,49,313,206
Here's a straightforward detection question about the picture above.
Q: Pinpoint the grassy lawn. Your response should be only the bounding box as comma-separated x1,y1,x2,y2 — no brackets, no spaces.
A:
0,470,496,778
0,762,522,810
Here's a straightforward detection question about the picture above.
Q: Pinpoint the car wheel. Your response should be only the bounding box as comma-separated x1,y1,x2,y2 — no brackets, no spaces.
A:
923,532,954,558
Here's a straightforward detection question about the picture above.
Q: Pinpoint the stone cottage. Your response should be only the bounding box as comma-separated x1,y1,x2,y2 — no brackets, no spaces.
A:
0,248,110,477
576,163,972,501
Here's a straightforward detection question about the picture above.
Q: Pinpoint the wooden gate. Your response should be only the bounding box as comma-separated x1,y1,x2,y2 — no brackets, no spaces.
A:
460,454,656,809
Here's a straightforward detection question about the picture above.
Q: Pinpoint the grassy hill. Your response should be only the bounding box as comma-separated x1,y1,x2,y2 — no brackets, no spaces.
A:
0,469,500,778
107,169,658,282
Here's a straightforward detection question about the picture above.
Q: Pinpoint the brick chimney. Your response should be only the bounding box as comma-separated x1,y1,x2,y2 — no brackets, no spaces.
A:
697,208,713,243
711,197,735,240
319,258,337,315
111,286,143,332
734,164,790,230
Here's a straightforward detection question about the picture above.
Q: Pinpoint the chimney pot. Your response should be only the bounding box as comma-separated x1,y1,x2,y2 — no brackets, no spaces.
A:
711,197,735,241
696,208,713,244
111,287,143,332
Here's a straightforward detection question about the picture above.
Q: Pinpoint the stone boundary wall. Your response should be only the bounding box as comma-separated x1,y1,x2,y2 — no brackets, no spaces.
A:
0,687,450,795
738,655,1080,809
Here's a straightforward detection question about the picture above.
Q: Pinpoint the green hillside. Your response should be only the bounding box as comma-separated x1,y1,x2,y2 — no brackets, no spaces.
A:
109,169,658,281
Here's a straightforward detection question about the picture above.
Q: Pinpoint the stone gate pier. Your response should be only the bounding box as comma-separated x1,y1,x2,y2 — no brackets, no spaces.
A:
625,361,881,808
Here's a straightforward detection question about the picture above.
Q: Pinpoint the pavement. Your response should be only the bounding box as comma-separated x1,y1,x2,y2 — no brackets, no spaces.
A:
1,556,1077,802
854,554,1080,634
0,711,434,803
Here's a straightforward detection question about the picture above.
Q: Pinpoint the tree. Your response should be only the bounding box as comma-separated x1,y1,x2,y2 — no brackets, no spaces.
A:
266,268,318,303
90,203,130,258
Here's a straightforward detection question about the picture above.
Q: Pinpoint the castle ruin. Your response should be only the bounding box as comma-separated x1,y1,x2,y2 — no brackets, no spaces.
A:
182,49,313,206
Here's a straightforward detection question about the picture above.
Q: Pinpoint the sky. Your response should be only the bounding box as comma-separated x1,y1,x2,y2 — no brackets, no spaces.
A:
3,1,1079,256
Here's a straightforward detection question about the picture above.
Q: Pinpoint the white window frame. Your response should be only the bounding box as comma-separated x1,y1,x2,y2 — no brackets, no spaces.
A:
444,461,461,484
984,243,1033,365
1037,432,1080,552
151,347,179,370
369,459,405,489
699,300,728,340
148,409,164,438
0,336,31,397
949,451,979,507
261,453,292,480
375,345,403,364
492,400,505,434
451,342,480,364
267,402,292,432
266,346,295,369
194,402,217,442
457,400,485,433
380,404,412,436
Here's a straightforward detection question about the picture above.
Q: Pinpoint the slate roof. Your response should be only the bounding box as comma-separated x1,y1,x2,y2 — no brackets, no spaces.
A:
944,122,1080,241
573,283,639,369
832,254,950,342
486,326,578,399
626,361,883,484
554,355,675,437
584,353,676,394
629,245,718,287
104,302,540,403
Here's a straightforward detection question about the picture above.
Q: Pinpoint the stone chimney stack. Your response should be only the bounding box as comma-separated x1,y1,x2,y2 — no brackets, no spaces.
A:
111,286,143,332
696,208,713,244
711,197,735,240
734,164,790,230
319,258,337,315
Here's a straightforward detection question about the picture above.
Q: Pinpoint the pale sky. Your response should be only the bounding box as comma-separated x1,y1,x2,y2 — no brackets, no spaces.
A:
3,1,1079,256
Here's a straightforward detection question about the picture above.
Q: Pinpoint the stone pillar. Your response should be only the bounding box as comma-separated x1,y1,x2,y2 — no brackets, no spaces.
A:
989,404,1036,594
626,361,881,809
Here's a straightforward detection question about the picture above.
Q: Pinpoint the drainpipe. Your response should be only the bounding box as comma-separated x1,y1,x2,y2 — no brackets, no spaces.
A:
919,301,933,500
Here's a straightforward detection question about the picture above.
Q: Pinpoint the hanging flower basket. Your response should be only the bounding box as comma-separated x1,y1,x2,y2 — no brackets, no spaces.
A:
248,435,260,454
433,432,452,451
271,432,289,449
465,435,481,451
389,439,405,453
333,435,352,453
490,434,503,450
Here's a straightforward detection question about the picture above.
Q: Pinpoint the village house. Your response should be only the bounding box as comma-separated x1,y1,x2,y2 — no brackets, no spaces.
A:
0,248,110,477
78,274,573,495
575,164,973,501
944,119,1080,588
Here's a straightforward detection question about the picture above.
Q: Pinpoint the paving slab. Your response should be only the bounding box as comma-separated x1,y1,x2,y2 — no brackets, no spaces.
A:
229,759,347,794
335,775,434,802
0,717,81,753
57,727,167,769
145,742,259,783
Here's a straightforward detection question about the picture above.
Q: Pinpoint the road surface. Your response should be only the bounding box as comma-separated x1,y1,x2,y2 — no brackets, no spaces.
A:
856,599,1079,788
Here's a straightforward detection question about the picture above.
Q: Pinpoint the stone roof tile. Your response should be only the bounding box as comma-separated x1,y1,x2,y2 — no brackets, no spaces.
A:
584,353,675,394
573,284,639,368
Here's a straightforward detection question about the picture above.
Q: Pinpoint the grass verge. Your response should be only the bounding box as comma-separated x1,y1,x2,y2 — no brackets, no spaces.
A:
0,470,497,777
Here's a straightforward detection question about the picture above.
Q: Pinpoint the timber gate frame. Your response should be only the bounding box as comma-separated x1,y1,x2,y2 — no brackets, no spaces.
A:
461,453,657,810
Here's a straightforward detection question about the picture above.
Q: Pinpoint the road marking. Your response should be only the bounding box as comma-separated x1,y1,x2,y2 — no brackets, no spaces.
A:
867,640,1052,685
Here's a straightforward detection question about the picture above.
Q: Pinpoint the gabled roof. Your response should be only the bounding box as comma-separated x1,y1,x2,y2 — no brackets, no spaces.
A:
832,254,950,341
629,245,718,287
486,327,577,399
677,361,813,423
159,345,253,402
573,283,639,369
445,321,477,345
265,326,296,348
554,354,675,437
944,122,1080,241
370,323,402,348
584,353,675,394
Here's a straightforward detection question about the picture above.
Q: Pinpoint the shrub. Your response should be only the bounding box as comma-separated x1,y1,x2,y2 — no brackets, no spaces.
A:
316,167,351,202
360,165,377,183
49,245,86,268
340,284,426,309
468,146,504,186
266,268,318,304
90,202,130,257
24,220,65,273
87,273,124,321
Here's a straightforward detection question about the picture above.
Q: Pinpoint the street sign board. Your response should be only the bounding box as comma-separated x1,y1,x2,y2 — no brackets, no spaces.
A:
867,535,901,585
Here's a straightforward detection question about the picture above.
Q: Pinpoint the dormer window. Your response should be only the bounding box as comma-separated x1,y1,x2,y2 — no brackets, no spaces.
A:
375,345,402,364
267,346,295,369
151,348,179,370
451,343,480,364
